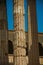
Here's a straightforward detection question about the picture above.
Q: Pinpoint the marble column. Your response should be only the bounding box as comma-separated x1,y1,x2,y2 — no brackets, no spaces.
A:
0,0,8,65
13,0,27,65
28,0,40,65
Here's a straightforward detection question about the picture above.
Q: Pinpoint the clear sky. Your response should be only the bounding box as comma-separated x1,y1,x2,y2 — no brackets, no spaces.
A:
6,0,14,30
36,0,43,32
6,0,43,32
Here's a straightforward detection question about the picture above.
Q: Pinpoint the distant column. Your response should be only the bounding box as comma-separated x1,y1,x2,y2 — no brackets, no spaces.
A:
13,0,27,65
28,0,40,65
0,0,8,65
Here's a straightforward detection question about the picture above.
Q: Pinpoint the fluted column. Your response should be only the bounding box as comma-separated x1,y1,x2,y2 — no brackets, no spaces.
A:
0,0,8,65
28,0,40,65
13,0,27,65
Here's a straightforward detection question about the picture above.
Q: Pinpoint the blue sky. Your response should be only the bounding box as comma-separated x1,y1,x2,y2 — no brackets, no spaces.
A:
6,0,43,32
36,0,43,32
6,0,14,30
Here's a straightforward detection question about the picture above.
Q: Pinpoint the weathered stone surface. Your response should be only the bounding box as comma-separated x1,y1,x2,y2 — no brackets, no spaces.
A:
14,48,26,56
13,0,27,65
14,57,27,65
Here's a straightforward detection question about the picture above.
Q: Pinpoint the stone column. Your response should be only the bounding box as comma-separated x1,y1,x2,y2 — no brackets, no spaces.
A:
0,0,8,65
13,0,27,65
28,0,40,65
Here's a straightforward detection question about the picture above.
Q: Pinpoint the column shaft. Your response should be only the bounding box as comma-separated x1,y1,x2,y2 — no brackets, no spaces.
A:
0,0,8,65
14,0,27,65
28,0,40,65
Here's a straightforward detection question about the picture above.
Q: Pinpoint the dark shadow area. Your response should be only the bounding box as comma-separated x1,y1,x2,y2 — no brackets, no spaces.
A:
39,42,43,56
0,0,6,5
8,40,13,54
26,42,28,56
